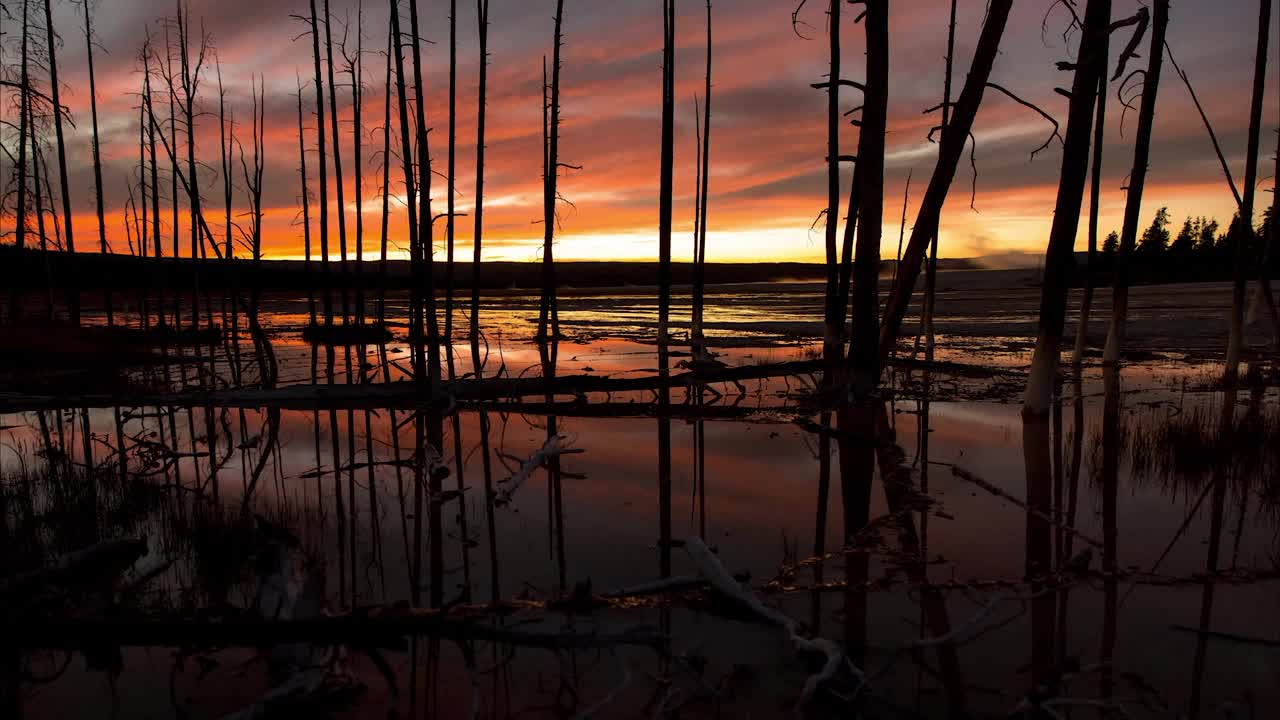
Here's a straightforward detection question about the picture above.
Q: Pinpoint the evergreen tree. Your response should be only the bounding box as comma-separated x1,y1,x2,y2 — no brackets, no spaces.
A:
1171,216,1196,255
1102,230,1120,258
1195,217,1220,255
1138,207,1171,257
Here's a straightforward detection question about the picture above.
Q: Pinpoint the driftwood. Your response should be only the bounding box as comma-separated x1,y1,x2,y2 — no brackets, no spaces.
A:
684,537,862,710
494,434,583,506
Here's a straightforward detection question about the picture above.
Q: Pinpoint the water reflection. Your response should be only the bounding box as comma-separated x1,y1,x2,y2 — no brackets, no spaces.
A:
1,299,1277,718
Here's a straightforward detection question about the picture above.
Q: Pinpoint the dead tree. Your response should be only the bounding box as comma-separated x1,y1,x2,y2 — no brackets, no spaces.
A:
820,0,842,366
173,2,212,329
137,76,151,328
217,60,236,349
144,35,165,327
348,2,366,327
1024,0,1112,414
922,0,958,363
656,0,674,342
538,2,567,342
1073,31,1110,365
445,0,458,352
1254,131,1280,347
11,0,32,323
80,0,111,325
42,0,79,323
1103,4,1165,364
218,61,233,262
471,0,491,371
690,0,712,353
378,26,393,326
307,0,334,325
1225,0,1272,380
407,0,442,391
239,77,266,322
847,0,888,395
322,0,351,327
298,76,318,327
877,0,1014,365
162,24,182,323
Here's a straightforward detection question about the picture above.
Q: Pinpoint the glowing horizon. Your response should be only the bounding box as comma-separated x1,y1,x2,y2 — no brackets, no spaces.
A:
5,0,1275,266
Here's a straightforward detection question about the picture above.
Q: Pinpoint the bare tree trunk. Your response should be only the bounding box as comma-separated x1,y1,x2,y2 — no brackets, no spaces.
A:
847,0,887,395
691,0,711,352
406,0,440,392
164,25,183,325
657,0,674,342
138,80,151,329
922,0,958,364
1254,131,1280,348
1104,3,1166,365
821,0,841,366
218,62,237,364
1073,52,1109,365
43,0,79,324
538,3,566,342
11,0,31,324
322,0,351,329
175,3,207,331
378,26,393,326
298,77,318,327
307,0,333,326
145,38,166,329
404,0,446,613
33,99,53,322
1024,0,1112,414
471,0,490,371
82,0,111,326
1225,0,1271,381
352,3,365,329
877,0,1013,363
445,0,457,356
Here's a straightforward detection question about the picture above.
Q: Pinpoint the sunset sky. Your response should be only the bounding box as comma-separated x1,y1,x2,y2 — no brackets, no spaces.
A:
12,0,1280,264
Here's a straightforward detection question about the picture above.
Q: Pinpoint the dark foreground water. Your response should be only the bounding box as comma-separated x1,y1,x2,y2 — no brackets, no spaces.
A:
2,282,1278,719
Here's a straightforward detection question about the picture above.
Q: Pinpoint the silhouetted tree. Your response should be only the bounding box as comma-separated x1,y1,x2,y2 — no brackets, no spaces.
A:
877,0,1015,363
656,0,674,342
471,0,491,368
1193,219,1221,264
307,0,333,325
1073,6,1112,365
1102,230,1119,259
848,0,887,395
1103,2,1164,365
80,0,110,325
1137,207,1171,258
1024,0,1112,414
43,0,79,323
1171,217,1197,257
11,0,33,323
1226,0,1271,380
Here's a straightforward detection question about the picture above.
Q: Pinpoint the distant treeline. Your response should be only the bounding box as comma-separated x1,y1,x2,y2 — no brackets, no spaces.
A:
0,246,981,293
1088,207,1278,283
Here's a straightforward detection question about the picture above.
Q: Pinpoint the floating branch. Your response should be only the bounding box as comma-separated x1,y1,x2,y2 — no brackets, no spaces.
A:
494,434,583,506
684,537,862,709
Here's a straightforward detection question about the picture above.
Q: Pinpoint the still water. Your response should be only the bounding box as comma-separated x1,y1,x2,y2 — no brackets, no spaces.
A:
2,284,1277,718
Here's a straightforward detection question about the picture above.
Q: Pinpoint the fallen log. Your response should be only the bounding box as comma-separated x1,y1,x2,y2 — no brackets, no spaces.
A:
0,356,1014,413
